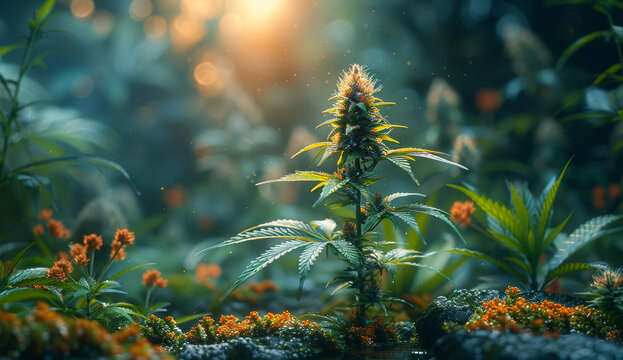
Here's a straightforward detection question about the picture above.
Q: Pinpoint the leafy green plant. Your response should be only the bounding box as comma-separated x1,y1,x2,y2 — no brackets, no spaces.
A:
550,0,623,150
199,64,466,325
1,229,152,331
586,265,623,327
0,0,136,210
448,160,622,290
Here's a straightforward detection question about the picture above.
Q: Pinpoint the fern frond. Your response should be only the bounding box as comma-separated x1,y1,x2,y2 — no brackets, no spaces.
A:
298,242,329,291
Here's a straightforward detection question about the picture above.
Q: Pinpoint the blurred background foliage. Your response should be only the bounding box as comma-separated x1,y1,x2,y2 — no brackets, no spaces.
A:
1,0,622,322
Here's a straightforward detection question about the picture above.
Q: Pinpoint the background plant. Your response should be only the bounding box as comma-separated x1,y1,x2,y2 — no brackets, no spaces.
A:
448,160,622,290
200,64,466,326
586,265,623,328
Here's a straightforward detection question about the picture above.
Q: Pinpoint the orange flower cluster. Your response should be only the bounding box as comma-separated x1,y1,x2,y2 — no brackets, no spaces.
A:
465,286,617,341
345,318,398,349
183,310,334,348
47,258,74,281
450,201,476,227
33,209,70,239
0,303,171,359
196,263,222,290
111,229,135,260
142,269,168,288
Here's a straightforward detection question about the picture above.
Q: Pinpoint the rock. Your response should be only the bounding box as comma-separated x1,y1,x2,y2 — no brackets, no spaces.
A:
415,289,501,348
415,289,582,348
433,330,623,360
176,337,323,360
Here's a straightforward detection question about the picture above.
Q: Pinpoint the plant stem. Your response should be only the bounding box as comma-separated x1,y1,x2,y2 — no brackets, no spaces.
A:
90,251,95,278
354,158,366,327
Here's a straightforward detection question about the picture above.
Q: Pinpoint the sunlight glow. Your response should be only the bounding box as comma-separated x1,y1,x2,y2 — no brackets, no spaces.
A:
129,0,153,21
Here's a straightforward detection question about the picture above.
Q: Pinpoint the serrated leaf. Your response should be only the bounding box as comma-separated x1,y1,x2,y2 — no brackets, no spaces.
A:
0,288,56,304
197,219,327,255
408,203,466,244
291,142,334,159
222,240,306,300
390,211,425,244
297,242,328,292
549,215,621,271
545,262,595,288
330,240,361,266
313,179,348,207
256,171,333,186
385,155,419,184
385,192,425,204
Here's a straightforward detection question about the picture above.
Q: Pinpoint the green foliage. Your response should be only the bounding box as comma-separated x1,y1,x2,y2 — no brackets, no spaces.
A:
448,160,622,290
199,64,466,326
585,266,623,327
552,0,623,150
0,0,136,210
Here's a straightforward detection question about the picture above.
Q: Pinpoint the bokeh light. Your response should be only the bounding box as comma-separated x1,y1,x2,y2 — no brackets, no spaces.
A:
70,0,95,19
129,0,153,21
143,15,167,39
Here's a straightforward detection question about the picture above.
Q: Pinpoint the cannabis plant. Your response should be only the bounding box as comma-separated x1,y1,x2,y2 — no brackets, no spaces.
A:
200,64,466,325
448,160,622,290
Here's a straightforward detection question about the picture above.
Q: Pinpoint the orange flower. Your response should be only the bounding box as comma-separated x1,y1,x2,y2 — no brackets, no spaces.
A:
47,219,70,239
196,263,222,284
55,252,70,261
142,270,162,287
83,233,103,252
155,277,168,288
33,224,44,236
47,258,73,280
450,201,476,227
75,254,90,266
164,186,187,208
39,209,53,221
70,243,87,258
114,229,135,246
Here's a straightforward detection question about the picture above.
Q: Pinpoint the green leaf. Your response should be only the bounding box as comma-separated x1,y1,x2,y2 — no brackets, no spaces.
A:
8,267,47,286
291,142,334,159
222,240,306,300
12,155,140,196
390,211,425,244
557,30,614,70
510,183,531,237
3,242,36,287
385,155,419,184
542,212,573,250
385,192,425,204
445,248,529,285
448,184,520,242
0,288,56,304
256,171,333,186
330,240,361,266
313,179,348,208
109,263,156,281
536,158,572,241
395,262,453,285
34,0,55,23
548,215,621,271
0,45,25,57
176,313,207,325
408,203,466,244
197,219,326,255
544,262,595,289
297,242,328,292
